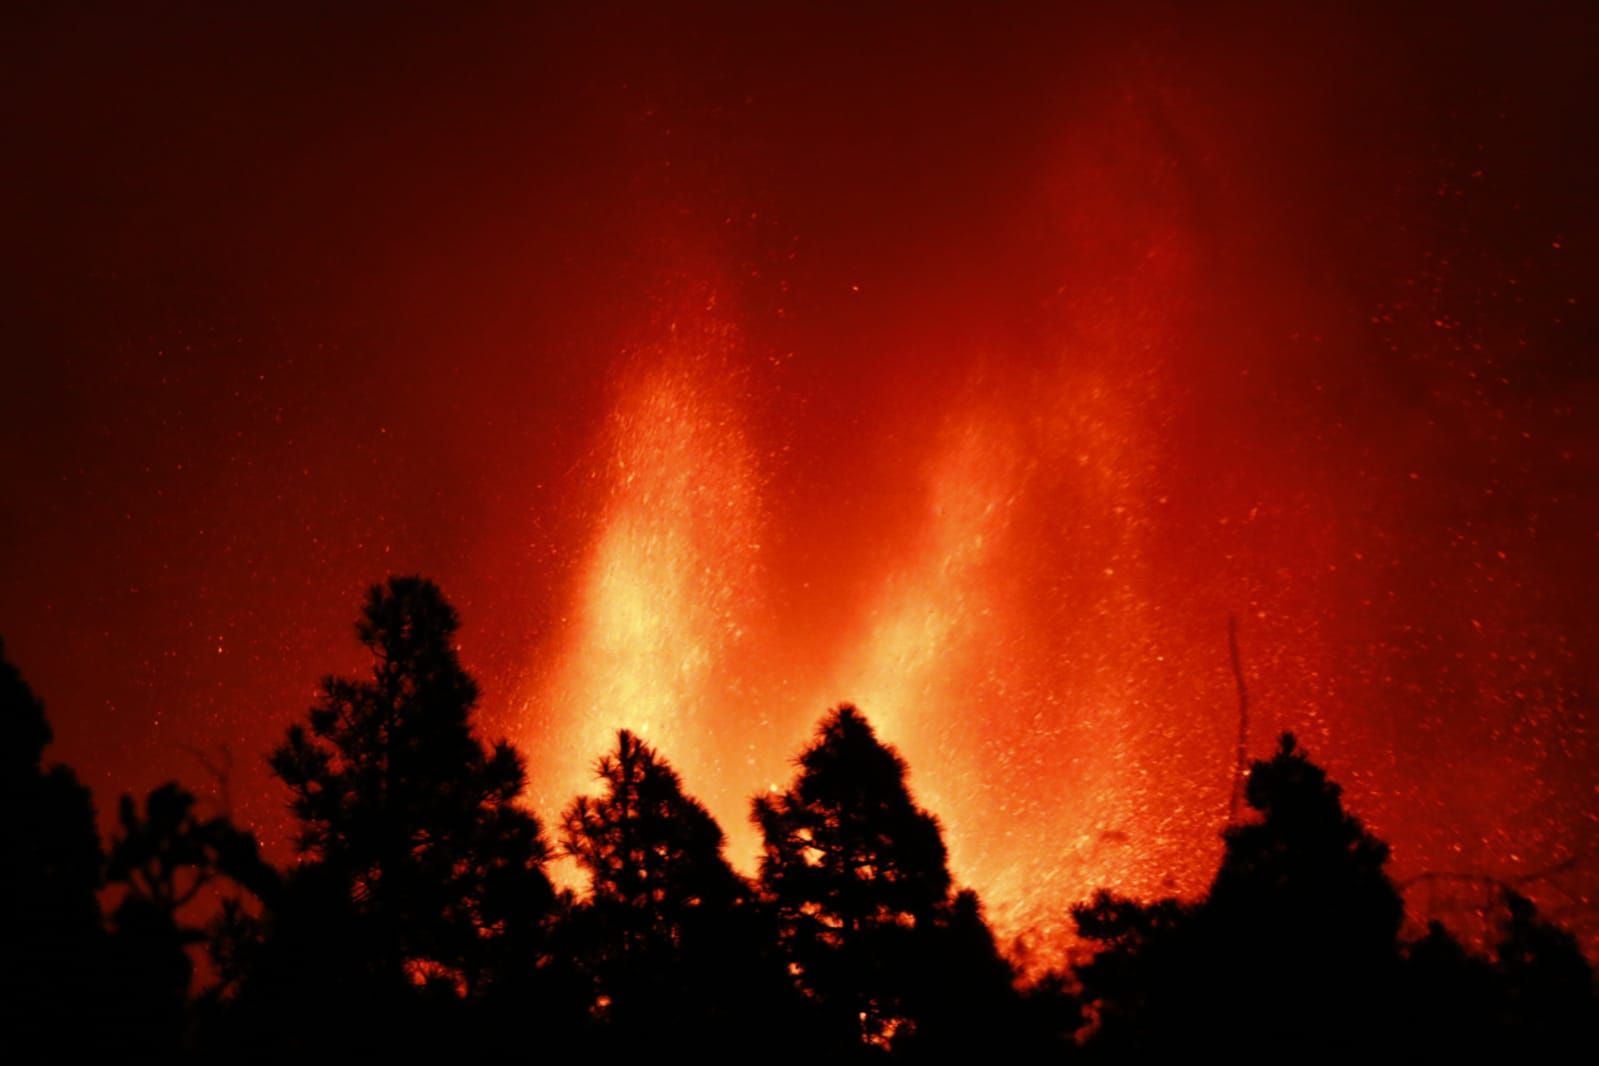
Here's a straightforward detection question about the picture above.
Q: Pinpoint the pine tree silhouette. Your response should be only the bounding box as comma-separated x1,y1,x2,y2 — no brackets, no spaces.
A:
265,578,559,1003
754,704,1019,1054
1213,731,1404,944
1207,732,1406,1050
10,593,1599,1062
1074,732,1408,1059
564,729,745,938
563,729,807,1056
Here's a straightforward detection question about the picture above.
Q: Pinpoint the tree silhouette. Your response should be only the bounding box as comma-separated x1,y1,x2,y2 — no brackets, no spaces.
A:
1069,889,1195,1053
563,729,807,1055
9,588,1599,1061
265,577,560,1003
102,782,275,1056
1074,732,1409,1058
564,729,745,937
892,887,1074,1061
1206,731,1406,1049
1493,888,1598,1055
0,638,107,1054
755,705,983,1052
1212,731,1404,942
1402,919,1503,1059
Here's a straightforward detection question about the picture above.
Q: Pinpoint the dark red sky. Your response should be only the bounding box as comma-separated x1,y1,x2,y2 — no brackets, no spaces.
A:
3,2,1597,950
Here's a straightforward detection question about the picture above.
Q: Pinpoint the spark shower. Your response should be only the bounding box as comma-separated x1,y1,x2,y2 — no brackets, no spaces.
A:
3,3,1595,952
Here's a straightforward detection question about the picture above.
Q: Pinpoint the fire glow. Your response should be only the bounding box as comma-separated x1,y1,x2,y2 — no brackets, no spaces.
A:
5,4,1595,964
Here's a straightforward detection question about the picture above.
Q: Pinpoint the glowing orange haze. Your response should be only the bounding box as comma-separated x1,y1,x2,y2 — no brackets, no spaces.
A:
511,247,1388,954
5,5,1594,964
516,304,1307,954
502,79,1596,951
515,102,1303,950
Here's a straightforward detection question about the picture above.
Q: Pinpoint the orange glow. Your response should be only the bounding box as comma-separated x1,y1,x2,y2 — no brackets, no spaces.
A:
12,6,1593,968
523,317,769,867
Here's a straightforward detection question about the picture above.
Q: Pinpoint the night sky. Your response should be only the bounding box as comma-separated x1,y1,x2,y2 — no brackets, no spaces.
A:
4,2,1597,953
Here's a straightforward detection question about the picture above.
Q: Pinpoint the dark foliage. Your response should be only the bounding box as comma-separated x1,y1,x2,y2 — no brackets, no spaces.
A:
3,586,1596,1062
1207,731,1408,1050
754,705,1052,1058
1385,901,1594,1057
1072,734,1409,1059
1494,888,1599,1055
103,782,277,1055
563,729,816,1058
1403,918,1504,1058
754,705,954,1048
0,638,105,1054
565,730,746,938
2,640,270,1059
267,577,558,992
1072,732,1599,1063
237,576,574,1059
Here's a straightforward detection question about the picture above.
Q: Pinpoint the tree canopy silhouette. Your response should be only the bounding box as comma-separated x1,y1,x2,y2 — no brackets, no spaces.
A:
1207,731,1406,1049
0,638,105,1053
4,587,1597,1062
754,704,1024,1054
1213,730,1404,944
564,729,745,929
103,781,276,1056
563,729,810,1056
1493,887,1598,1055
1074,733,1412,1058
267,577,558,996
